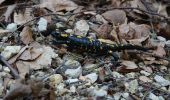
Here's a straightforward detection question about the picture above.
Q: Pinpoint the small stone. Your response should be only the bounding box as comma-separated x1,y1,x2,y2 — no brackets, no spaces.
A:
74,20,89,36
85,73,98,83
122,93,129,99
65,78,79,84
154,75,170,86
37,17,47,31
93,89,107,97
56,83,68,96
112,71,124,78
6,23,17,32
1,46,21,59
83,64,97,70
148,93,159,100
114,93,121,100
158,96,165,100
65,29,73,33
70,85,76,93
140,70,151,76
139,76,152,83
128,79,138,93
64,60,82,78
49,74,63,86
4,67,10,73
157,36,166,42
125,72,135,78
121,61,138,69
165,40,170,47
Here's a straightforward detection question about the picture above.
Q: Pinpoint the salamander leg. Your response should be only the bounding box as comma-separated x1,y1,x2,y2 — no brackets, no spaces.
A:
111,52,119,66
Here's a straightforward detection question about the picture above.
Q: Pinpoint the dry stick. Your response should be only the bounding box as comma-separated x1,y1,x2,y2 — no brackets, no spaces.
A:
0,54,20,79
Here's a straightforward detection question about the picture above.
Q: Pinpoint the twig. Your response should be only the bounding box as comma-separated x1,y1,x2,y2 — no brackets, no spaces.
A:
0,54,20,79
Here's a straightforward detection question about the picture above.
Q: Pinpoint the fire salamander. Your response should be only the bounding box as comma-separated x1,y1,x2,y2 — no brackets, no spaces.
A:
51,31,153,62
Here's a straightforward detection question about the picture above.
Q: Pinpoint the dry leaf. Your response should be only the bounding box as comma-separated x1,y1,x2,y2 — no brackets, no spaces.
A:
17,46,58,70
20,26,34,45
4,4,16,22
39,0,78,12
121,60,138,69
19,47,43,61
0,29,9,37
153,45,166,57
16,61,30,79
8,46,29,64
102,10,127,25
119,23,151,40
95,24,112,39
14,8,33,25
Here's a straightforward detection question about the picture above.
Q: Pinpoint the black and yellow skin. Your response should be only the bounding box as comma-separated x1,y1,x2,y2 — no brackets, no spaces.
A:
51,31,152,61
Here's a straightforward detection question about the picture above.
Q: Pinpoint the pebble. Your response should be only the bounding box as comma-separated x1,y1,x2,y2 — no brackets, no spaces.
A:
148,93,159,100
6,23,17,32
114,93,121,100
165,40,170,47
85,73,98,84
4,67,10,73
56,83,68,96
128,79,138,93
65,78,79,84
83,64,97,70
74,20,89,36
140,70,151,76
157,36,166,42
1,46,21,59
139,76,152,83
93,88,107,97
70,85,76,93
112,71,124,78
125,72,135,78
158,96,165,100
122,93,129,99
64,60,82,78
154,75,170,86
49,74,63,86
37,17,47,31
0,65,2,70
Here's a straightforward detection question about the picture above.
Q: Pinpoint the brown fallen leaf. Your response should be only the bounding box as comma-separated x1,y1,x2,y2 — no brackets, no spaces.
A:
8,46,29,64
102,10,127,25
20,26,34,45
119,23,151,40
19,47,43,61
153,44,166,57
39,0,78,12
16,61,30,79
121,60,138,69
4,4,16,22
14,8,33,25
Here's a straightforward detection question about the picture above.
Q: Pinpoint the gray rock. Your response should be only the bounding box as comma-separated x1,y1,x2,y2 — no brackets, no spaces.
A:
1,46,21,59
148,93,159,100
128,79,138,93
85,73,98,83
74,20,89,36
6,23,17,32
154,75,170,86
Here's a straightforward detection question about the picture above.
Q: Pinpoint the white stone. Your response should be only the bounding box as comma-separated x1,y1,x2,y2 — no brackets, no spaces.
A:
66,78,79,84
85,73,98,83
122,93,129,99
157,36,166,42
74,20,89,36
158,96,165,100
1,46,21,59
70,85,76,93
148,93,159,100
37,17,47,31
112,71,124,78
125,72,135,78
6,23,17,32
129,79,138,93
65,29,73,33
140,70,151,76
93,89,107,97
4,67,10,73
65,66,82,78
49,74,63,86
154,75,170,86
114,93,121,100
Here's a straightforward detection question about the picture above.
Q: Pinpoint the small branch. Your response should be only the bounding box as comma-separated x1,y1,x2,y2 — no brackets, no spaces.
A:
0,54,20,79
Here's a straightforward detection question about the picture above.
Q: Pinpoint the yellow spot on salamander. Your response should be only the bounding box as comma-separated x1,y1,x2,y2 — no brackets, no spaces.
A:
76,35,82,38
61,34,68,37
